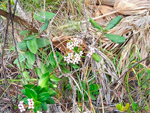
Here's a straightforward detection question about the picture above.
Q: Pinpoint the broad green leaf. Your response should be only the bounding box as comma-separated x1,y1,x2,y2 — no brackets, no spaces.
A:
36,38,49,48
38,73,49,88
24,35,36,41
41,102,48,110
34,12,55,22
89,18,103,31
50,75,61,82
92,53,101,62
48,88,56,96
40,20,49,32
46,97,55,104
104,34,125,44
25,87,37,100
132,102,138,112
24,51,35,65
10,41,27,51
24,84,37,90
14,53,25,64
34,101,41,107
106,16,122,30
27,38,38,54
38,92,50,102
18,53,25,62
37,87,48,94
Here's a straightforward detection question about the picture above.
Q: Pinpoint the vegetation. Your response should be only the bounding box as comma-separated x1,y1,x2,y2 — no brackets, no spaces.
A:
0,0,150,113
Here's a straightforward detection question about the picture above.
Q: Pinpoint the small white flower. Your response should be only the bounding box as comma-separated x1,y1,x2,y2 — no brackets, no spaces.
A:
18,101,25,112
79,51,83,56
28,98,34,109
28,104,34,109
68,53,73,59
20,107,26,112
86,52,92,57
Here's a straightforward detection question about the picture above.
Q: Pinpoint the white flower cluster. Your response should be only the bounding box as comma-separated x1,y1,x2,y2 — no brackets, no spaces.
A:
18,98,42,113
66,38,83,50
86,46,95,57
64,38,84,64
28,98,34,109
64,51,83,64
18,101,25,112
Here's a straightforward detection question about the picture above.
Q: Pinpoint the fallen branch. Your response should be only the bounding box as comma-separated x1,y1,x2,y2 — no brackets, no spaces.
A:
0,9,38,33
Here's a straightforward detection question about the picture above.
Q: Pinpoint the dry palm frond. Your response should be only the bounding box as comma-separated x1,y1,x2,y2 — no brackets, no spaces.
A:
99,5,118,21
114,0,150,15
102,15,150,73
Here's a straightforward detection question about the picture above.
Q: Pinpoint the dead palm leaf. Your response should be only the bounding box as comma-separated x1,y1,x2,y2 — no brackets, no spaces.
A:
114,0,150,15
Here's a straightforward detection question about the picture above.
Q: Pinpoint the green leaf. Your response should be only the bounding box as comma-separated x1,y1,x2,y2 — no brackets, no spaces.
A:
91,94,96,100
17,41,27,51
104,34,125,44
46,97,55,104
40,20,49,32
120,106,126,112
34,100,41,107
36,38,50,48
38,73,49,88
41,102,48,110
92,53,101,62
37,87,48,94
24,84,37,90
50,75,61,82
24,35,36,41
34,12,55,22
27,38,38,54
145,106,148,111
24,51,35,65
14,53,25,64
23,71,30,82
125,103,130,111
35,67,42,78
116,104,121,110
70,64,80,69
89,18,103,31
38,92,50,102
106,16,122,30
48,88,56,96
25,88,37,100
132,102,138,112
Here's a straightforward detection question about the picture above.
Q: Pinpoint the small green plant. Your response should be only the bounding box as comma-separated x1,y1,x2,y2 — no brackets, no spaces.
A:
116,103,131,113
89,16,125,44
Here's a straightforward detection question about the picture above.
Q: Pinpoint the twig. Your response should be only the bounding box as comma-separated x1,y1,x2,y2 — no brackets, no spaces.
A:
9,0,25,84
47,1,66,73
